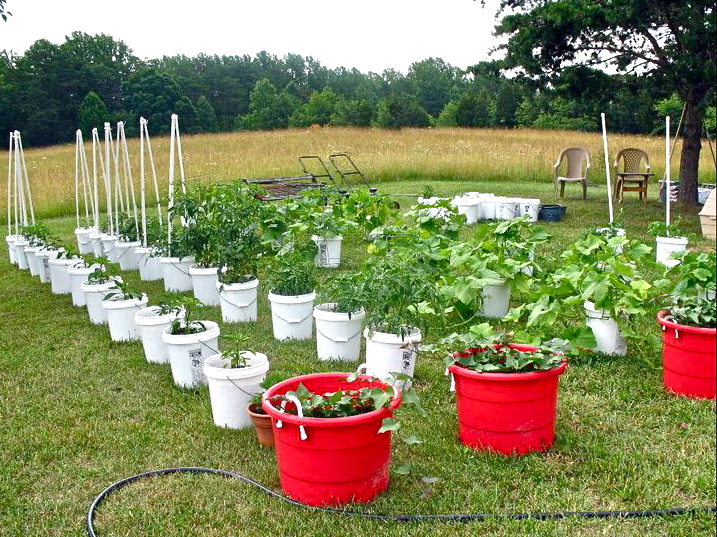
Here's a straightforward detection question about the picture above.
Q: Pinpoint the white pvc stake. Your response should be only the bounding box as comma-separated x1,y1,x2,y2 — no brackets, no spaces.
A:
665,116,671,232
167,115,176,248
140,118,147,247
141,119,163,229
16,132,35,226
7,132,13,236
118,122,140,240
75,131,81,229
600,113,614,224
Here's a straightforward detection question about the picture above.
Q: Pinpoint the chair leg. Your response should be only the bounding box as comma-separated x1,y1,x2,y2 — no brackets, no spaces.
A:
582,181,586,200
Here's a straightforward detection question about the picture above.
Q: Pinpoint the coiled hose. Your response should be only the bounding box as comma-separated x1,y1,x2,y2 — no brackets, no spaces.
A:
86,466,717,536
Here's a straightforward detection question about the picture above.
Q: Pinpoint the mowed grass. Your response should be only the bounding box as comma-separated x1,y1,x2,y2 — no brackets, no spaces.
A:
0,129,715,536
1,126,716,221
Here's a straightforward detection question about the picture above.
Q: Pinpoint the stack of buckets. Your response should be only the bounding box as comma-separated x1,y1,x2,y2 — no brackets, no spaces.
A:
450,193,541,223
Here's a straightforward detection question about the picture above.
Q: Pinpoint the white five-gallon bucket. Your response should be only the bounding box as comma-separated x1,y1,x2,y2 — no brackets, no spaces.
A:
160,257,194,292
480,282,512,318
135,247,164,281
312,235,343,268
163,321,221,389
67,264,98,306
217,279,259,323
115,241,141,271
203,352,269,429
102,294,149,342
364,327,422,388
515,198,541,222
134,306,179,364
81,279,122,325
584,301,627,356
189,265,220,306
268,291,316,341
100,234,118,262
75,227,94,254
313,303,366,361
48,257,79,294
655,236,688,267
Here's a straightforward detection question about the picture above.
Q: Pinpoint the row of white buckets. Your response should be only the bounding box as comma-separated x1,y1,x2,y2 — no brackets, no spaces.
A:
449,193,542,223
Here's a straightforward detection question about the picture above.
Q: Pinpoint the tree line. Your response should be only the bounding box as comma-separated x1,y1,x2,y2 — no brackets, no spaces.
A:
1,31,706,148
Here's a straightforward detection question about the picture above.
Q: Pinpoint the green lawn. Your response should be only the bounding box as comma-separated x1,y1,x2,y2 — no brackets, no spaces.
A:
1,181,715,537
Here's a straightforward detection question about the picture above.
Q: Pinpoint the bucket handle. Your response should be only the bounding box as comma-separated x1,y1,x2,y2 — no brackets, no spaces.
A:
445,367,455,392
219,293,258,309
275,396,307,440
271,309,313,324
316,325,363,343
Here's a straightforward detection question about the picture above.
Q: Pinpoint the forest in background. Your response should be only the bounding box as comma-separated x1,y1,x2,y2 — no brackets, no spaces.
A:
2,32,714,147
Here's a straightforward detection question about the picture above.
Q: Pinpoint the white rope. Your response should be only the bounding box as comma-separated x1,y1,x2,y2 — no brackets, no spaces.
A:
7,132,13,235
141,119,164,229
16,132,35,225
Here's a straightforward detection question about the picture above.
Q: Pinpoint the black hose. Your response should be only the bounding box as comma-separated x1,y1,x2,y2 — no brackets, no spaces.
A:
86,466,717,536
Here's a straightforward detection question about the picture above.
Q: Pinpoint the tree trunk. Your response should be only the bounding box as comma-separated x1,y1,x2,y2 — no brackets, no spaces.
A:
677,91,707,206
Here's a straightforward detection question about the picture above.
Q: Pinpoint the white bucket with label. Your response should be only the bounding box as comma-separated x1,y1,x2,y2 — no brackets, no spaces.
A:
268,291,316,341
312,235,343,268
163,321,221,389
203,352,269,429
35,249,59,283
364,328,421,389
516,198,541,222
495,197,519,220
217,279,259,323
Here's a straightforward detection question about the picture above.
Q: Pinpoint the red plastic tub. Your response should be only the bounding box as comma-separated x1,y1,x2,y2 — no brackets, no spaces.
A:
262,372,402,506
448,347,567,455
657,310,716,399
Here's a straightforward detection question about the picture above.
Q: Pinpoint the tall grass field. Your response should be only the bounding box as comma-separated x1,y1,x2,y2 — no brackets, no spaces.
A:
1,127,715,536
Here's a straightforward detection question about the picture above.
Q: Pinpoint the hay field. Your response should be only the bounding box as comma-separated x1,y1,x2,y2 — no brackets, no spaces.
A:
1,126,715,221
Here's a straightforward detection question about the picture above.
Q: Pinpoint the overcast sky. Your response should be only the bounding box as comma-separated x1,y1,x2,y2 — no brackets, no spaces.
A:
0,0,506,73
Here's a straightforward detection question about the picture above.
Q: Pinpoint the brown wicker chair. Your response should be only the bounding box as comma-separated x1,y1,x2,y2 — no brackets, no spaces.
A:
553,147,590,200
613,148,653,202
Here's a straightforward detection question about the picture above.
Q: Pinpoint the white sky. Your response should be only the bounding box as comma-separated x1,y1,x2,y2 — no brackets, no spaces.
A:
0,0,506,73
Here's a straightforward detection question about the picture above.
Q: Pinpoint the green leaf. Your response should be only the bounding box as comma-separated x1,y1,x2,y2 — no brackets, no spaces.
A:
378,417,401,434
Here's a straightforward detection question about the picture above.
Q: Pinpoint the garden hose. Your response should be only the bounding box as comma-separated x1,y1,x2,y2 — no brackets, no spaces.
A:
85,466,717,536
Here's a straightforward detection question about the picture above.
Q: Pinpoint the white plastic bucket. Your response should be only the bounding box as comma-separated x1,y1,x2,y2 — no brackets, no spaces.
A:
203,352,269,429
75,227,94,254
451,195,481,224
135,247,163,281
67,264,97,306
6,235,20,264
584,301,627,356
495,197,519,220
48,257,78,294
160,257,194,292
134,306,179,364
313,303,366,361
478,194,497,220
217,279,259,323
81,279,121,325
189,265,220,306
268,291,316,341
101,235,118,262
516,198,541,222
479,282,511,318
163,321,221,388
115,241,141,271
13,239,30,269
24,246,43,276
35,249,59,283
90,231,104,257
364,328,421,388
102,294,148,342
655,236,688,267
312,235,343,268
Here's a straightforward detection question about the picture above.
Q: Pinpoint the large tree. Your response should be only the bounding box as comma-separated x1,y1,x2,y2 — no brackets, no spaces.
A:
491,0,716,204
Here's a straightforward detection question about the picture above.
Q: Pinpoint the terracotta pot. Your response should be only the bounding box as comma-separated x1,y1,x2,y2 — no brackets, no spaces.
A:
247,403,274,448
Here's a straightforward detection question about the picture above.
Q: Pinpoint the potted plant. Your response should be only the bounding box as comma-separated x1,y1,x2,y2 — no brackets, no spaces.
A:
313,272,367,361
648,219,690,267
114,211,142,271
429,323,569,455
439,216,549,320
358,247,442,386
202,332,270,429
160,295,220,388
506,227,655,355
246,391,274,447
157,228,195,292
657,250,716,399
67,253,101,307
20,222,58,277
101,280,148,342
216,225,265,324
134,297,183,364
48,243,82,295
261,368,422,506
134,216,165,282
80,259,122,325
264,239,318,341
